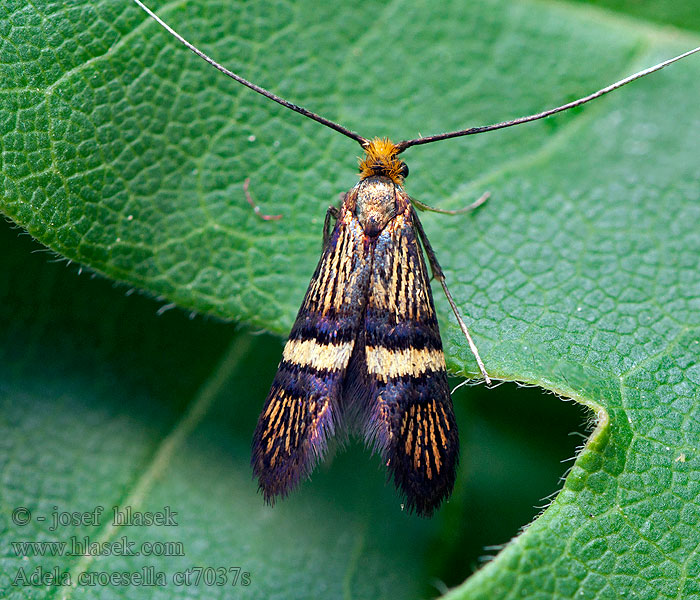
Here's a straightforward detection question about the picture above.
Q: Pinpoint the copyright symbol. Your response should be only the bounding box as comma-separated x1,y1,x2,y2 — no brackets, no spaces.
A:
12,507,31,526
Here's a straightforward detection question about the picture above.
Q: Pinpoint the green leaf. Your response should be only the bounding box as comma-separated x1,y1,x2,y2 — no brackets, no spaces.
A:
1,1,699,599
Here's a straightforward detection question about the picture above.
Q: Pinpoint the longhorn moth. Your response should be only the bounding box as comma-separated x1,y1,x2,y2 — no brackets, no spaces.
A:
132,0,700,515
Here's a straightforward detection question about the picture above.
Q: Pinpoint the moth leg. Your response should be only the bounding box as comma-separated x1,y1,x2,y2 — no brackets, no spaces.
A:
411,207,492,385
323,204,341,248
412,191,489,215
244,177,282,221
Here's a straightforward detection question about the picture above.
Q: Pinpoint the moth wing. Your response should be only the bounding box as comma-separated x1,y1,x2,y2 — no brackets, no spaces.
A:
252,201,370,502
360,198,459,516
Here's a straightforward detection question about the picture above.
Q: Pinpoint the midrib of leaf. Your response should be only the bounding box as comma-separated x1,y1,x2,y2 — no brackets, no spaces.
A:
52,333,252,600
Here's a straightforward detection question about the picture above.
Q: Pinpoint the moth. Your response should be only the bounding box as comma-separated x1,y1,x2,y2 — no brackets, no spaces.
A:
252,137,489,516
133,0,700,516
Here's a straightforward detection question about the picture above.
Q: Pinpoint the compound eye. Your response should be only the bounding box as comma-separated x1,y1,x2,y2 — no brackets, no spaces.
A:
399,162,409,179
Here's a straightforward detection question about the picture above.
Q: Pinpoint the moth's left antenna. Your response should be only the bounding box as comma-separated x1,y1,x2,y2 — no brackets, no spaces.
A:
131,0,369,146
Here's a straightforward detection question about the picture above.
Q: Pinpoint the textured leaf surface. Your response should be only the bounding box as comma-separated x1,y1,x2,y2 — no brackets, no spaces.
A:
1,0,699,599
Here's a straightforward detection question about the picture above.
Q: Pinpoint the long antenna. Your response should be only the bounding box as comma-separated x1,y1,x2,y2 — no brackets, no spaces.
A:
131,0,368,146
396,45,700,152
133,0,700,155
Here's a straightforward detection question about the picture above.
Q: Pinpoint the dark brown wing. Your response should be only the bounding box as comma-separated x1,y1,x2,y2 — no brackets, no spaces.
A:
251,197,370,502
355,192,459,516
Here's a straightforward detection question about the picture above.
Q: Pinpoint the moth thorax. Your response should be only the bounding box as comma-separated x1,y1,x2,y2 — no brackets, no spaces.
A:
354,176,397,236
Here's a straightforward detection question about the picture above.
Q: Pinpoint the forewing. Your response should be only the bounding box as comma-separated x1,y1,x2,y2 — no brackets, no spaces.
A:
252,201,370,502
360,199,459,516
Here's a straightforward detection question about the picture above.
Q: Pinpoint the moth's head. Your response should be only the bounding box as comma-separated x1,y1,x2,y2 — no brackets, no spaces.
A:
358,138,409,185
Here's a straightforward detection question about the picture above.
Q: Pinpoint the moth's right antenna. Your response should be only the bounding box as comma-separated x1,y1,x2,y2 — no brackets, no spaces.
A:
397,45,700,151
131,0,369,147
